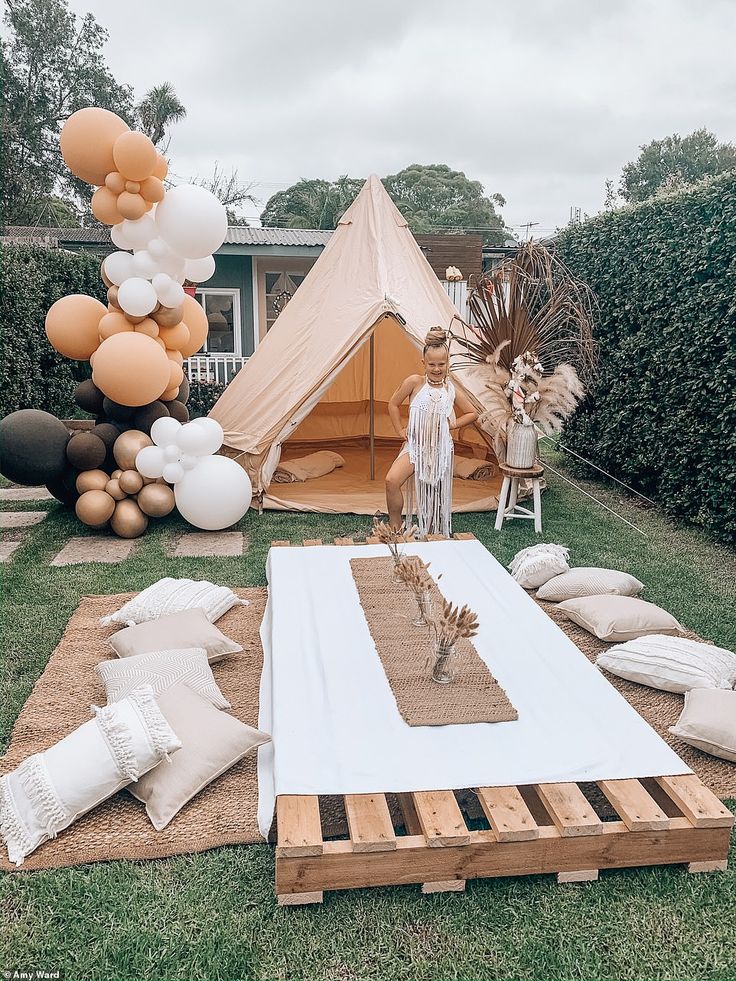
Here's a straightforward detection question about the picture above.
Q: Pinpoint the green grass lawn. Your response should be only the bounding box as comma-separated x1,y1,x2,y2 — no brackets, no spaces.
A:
1,446,735,981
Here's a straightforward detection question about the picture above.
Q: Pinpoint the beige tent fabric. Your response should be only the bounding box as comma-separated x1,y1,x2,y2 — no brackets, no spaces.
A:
209,176,492,498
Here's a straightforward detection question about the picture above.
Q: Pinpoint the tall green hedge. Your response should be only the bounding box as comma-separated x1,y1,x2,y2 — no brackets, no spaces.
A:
0,244,107,419
555,171,736,544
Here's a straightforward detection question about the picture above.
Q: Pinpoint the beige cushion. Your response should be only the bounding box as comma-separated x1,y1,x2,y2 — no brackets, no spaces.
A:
557,595,682,643
597,635,736,693
100,578,247,627
669,688,736,762
537,567,644,602
108,608,242,663
96,647,230,710
129,684,270,830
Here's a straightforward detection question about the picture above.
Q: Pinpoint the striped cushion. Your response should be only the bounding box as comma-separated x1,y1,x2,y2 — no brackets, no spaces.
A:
99,578,247,627
537,567,644,602
597,635,736,693
96,647,230,710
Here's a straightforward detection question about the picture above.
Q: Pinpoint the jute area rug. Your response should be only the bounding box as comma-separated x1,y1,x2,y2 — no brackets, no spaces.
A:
2,591,734,872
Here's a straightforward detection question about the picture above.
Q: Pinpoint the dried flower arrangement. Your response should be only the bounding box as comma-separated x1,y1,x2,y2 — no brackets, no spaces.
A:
372,518,417,579
429,598,480,683
396,554,436,626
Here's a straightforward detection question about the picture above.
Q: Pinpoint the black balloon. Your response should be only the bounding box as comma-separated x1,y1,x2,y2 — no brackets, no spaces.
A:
102,397,135,422
176,374,190,405
46,463,80,506
0,409,70,485
168,400,189,424
75,379,105,416
91,423,119,450
66,431,106,470
133,400,170,433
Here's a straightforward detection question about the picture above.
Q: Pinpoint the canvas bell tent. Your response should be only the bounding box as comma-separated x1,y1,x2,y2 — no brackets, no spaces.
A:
209,175,501,514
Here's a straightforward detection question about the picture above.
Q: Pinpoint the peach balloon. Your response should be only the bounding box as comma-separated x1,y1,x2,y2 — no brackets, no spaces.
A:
152,304,185,328
166,349,184,366
111,499,149,538
179,295,209,357
117,191,147,221
99,310,134,339
137,482,175,517
158,321,190,351
160,385,180,402
92,333,172,406
152,154,168,180
119,469,144,495
167,360,184,390
76,489,115,528
91,186,123,225
113,429,153,469
154,337,167,350
125,180,141,193
45,294,107,360
113,131,157,182
60,108,129,185
105,171,126,194
134,318,160,338
105,478,126,501
140,176,165,203
76,469,109,494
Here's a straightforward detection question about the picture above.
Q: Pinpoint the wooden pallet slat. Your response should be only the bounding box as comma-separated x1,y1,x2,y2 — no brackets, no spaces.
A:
598,779,671,831
535,783,603,837
412,791,471,847
303,539,323,546
270,540,291,547
655,775,734,829
276,796,324,858
344,794,396,853
425,533,448,541
476,786,540,842
452,532,476,540
365,535,380,545
334,536,354,546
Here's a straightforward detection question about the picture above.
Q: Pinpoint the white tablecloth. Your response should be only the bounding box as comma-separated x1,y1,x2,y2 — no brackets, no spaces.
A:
257,540,689,837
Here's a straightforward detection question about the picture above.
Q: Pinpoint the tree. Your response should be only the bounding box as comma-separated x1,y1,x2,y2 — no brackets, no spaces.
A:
136,82,186,150
192,162,257,226
1,0,136,227
261,176,364,229
619,128,736,203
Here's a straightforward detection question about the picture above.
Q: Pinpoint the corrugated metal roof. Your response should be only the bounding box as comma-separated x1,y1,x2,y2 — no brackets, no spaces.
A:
1,225,333,248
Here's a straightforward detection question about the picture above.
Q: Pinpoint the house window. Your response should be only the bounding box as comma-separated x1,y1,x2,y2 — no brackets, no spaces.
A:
265,272,306,332
195,289,242,356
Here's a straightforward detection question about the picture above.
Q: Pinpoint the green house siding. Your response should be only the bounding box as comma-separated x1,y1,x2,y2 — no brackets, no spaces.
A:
208,254,254,356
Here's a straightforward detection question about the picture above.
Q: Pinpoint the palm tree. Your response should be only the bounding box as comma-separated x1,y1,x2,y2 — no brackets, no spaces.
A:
136,83,186,148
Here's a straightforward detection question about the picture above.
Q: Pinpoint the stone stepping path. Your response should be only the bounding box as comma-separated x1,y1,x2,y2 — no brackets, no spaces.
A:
0,486,53,502
0,541,23,563
50,536,136,566
0,511,48,529
171,531,246,558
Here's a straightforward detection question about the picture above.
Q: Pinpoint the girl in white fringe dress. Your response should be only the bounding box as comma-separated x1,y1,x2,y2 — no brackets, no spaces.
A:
386,328,479,538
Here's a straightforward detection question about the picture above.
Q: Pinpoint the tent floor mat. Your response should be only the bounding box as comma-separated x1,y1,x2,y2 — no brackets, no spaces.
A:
262,441,502,514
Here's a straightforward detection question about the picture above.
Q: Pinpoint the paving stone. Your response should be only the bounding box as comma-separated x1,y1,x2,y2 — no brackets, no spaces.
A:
50,536,136,566
0,511,48,528
172,531,245,558
0,541,23,563
0,486,54,502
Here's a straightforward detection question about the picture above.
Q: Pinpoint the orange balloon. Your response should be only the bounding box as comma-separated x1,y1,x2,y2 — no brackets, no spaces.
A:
134,318,160,338
99,310,134,339
125,180,141,193
60,108,129,185
91,186,123,225
152,154,168,180
46,294,107,360
179,295,209,357
158,321,190,351
139,176,165,203
166,348,184,366
167,360,184,389
154,337,167,350
160,385,180,402
117,191,147,220
105,171,126,194
92,332,172,406
113,131,157,181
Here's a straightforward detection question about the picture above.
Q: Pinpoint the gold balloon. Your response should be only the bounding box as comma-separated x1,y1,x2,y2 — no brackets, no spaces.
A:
111,499,149,538
119,470,144,495
111,469,122,479
107,285,121,310
113,429,153,470
105,478,126,501
76,469,109,494
100,260,113,289
137,482,175,517
76,489,115,528
124,313,148,326
152,304,185,328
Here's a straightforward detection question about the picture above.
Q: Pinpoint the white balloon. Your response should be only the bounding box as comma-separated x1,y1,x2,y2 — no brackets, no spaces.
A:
148,237,169,260
164,443,182,462
163,462,185,484
174,455,252,530
155,184,228,260
158,251,187,282
104,251,135,287
122,215,157,250
175,422,209,456
132,250,160,279
150,416,182,447
184,255,216,283
151,272,185,308
117,277,158,317
191,417,224,454
111,223,132,250
135,445,166,479
179,453,199,471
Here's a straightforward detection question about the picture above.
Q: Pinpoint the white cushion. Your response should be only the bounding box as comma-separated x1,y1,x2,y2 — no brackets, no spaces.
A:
537,567,644,602
100,578,247,627
95,647,230,710
508,543,570,589
558,595,682,643
596,634,736,693
0,686,181,867
669,688,736,762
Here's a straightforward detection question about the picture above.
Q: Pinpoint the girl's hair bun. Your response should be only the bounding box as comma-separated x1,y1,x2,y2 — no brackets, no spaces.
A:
423,327,449,348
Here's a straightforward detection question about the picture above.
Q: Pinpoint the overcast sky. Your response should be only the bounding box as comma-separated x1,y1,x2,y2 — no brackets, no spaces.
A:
68,0,736,236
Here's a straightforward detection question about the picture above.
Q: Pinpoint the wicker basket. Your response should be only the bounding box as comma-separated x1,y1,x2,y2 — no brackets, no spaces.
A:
506,419,538,468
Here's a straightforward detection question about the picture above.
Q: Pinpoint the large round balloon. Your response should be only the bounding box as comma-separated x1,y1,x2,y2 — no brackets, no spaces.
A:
92,333,172,406
113,131,157,182
174,455,252,530
45,295,106,360
179,295,209,357
46,463,81,506
0,410,69,485
155,184,227,260
60,108,129,185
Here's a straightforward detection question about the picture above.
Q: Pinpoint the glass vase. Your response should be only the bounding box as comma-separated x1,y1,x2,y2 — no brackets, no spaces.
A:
431,641,457,684
412,589,432,627
391,555,404,584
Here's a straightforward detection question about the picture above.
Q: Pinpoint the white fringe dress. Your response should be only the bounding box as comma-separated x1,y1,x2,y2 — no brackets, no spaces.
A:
400,378,455,539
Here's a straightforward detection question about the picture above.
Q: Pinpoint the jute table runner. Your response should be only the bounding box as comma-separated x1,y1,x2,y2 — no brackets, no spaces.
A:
349,556,518,727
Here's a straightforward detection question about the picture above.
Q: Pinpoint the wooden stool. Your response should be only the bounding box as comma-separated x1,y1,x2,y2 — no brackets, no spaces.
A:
495,462,544,534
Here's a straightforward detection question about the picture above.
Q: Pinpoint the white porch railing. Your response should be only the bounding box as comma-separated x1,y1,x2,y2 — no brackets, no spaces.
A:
442,280,469,317
185,355,248,385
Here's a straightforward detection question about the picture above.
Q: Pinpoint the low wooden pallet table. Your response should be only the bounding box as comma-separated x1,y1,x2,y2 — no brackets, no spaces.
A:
269,535,734,905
